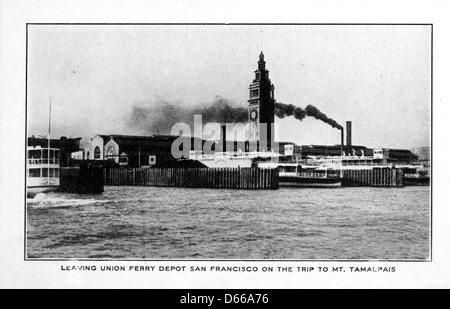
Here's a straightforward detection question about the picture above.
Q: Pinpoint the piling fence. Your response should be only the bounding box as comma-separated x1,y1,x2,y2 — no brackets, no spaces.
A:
60,165,104,193
104,167,279,190
341,168,404,187
61,166,403,192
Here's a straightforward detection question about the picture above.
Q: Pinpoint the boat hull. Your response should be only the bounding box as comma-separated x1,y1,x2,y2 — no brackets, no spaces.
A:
404,177,430,186
27,177,60,197
196,157,253,168
278,176,342,188
27,185,59,198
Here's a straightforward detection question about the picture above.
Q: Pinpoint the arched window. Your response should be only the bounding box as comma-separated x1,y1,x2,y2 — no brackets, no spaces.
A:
94,146,101,159
106,147,115,161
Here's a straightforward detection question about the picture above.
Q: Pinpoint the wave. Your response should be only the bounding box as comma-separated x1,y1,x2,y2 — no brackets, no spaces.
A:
26,193,108,209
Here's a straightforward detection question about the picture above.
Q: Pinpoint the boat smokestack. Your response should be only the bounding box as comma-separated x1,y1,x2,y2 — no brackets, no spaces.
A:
346,121,352,156
341,128,344,156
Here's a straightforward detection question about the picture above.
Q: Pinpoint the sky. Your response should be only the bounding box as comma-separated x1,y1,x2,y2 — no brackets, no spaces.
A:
27,24,431,149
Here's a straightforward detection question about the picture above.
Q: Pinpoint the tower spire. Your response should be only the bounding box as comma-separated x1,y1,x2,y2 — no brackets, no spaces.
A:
258,51,265,71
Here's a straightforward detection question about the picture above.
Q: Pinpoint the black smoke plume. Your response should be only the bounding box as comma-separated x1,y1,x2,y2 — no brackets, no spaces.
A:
275,102,342,130
127,96,248,135
127,97,342,135
192,98,248,124
274,102,306,121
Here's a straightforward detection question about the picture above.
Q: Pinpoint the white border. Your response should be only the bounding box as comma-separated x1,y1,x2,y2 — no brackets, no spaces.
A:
1,0,449,289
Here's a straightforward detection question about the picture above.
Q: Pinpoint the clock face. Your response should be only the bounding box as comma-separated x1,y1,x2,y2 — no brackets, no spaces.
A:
250,109,258,120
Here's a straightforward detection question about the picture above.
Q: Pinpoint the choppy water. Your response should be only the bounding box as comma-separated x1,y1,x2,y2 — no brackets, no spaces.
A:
26,186,430,260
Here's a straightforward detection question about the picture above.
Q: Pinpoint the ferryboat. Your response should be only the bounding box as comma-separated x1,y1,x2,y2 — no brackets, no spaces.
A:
188,150,281,168
299,148,425,170
403,166,430,186
27,146,60,197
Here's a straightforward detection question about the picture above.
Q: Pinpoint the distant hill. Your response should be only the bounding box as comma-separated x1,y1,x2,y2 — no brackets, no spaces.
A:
411,146,430,161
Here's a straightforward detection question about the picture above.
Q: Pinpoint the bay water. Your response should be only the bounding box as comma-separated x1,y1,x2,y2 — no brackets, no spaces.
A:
26,186,430,260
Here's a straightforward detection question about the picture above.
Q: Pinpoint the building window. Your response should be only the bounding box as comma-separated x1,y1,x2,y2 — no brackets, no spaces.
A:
255,72,260,80
106,147,115,161
149,155,156,165
119,153,128,165
94,146,101,159
250,89,259,98
51,168,59,177
28,150,41,160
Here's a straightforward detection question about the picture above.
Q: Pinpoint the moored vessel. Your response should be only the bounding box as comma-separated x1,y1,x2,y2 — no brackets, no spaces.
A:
262,162,342,188
27,146,60,198
188,150,281,168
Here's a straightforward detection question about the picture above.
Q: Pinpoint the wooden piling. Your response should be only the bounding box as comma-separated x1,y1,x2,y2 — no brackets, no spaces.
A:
341,167,404,187
101,167,280,190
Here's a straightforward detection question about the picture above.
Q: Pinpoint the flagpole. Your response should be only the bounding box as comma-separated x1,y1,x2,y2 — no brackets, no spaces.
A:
48,98,51,183
49,98,51,137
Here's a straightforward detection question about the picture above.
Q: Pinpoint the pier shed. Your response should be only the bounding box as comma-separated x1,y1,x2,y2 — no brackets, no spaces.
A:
85,134,205,168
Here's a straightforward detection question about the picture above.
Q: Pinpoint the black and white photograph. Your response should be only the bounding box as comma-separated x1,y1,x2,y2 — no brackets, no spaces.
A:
0,0,449,290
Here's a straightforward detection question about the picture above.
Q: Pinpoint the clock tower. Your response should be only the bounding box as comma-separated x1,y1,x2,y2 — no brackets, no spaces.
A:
248,52,275,150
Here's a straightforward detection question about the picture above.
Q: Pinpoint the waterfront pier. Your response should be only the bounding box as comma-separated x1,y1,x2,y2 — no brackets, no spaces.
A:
59,165,104,194
104,167,279,190
59,165,406,192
